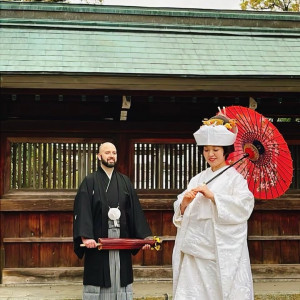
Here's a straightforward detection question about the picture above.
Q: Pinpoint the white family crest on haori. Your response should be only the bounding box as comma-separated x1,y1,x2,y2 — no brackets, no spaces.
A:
108,207,121,227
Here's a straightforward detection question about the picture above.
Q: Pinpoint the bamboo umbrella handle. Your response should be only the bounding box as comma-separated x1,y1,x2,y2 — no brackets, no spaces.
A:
80,243,101,247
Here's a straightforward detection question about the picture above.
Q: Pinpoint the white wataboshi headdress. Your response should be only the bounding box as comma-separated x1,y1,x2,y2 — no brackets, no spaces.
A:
193,107,238,146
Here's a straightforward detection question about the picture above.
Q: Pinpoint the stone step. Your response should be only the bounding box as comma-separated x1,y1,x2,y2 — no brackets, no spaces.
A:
1,266,172,285
2,264,300,285
0,280,300,300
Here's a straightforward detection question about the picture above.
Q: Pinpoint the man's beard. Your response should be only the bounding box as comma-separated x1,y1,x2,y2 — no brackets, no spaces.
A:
101,158,116,168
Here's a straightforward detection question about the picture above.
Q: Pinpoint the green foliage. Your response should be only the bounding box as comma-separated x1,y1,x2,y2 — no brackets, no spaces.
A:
9,0,66,2
241,0,300,11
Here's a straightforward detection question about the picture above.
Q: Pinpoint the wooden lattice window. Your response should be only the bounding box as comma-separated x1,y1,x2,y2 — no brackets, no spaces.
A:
10,142,101,189
133,143,207,190
9,141,299,190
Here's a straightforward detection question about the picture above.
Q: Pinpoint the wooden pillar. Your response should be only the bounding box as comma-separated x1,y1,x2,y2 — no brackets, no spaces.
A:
0,128,5,282
114,133,131,178
0,131,4,197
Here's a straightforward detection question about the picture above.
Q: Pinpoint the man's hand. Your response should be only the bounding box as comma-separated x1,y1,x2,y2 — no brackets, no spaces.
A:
81,237,98,248
142,244,151,250
142,236,153,250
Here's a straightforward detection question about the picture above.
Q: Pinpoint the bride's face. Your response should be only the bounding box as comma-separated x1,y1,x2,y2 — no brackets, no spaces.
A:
203,145,226,171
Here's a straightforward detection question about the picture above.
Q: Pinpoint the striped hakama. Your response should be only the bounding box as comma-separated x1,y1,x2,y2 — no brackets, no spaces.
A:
83,220,133,300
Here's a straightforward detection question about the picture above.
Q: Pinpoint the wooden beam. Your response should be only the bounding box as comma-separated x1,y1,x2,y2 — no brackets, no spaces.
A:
4,235,299,244
2,75,300,92
0,189,299,211
254,198,300,210
3,236,175,244
248,235,300,241
1,197,299,211
0,199,74,211
3,237,73,243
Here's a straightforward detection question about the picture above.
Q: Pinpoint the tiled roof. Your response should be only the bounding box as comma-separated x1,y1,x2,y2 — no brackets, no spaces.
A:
1,1,300,77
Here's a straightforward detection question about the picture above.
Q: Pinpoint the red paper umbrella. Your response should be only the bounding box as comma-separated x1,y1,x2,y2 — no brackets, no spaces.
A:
222,106,293,200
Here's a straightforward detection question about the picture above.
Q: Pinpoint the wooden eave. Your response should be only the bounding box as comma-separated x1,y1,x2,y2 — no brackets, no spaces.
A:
1,74,300,93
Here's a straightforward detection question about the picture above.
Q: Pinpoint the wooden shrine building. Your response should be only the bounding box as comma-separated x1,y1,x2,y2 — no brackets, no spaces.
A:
0,1,300,283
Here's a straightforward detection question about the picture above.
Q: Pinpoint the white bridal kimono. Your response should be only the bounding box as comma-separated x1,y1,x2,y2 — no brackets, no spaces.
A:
172,166,254,300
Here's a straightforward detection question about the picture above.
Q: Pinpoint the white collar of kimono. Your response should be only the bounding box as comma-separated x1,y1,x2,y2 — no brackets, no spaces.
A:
100,166,114,192
100,166,114,179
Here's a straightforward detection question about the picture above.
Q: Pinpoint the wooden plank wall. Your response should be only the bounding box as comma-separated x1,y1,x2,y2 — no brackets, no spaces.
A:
0,190,299,277
0,191,176,269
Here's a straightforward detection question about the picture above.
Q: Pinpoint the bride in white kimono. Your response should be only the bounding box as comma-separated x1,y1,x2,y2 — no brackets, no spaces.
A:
172,112,255,300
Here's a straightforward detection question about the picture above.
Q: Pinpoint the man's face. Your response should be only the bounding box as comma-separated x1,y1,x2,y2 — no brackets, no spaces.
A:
98,143,117,168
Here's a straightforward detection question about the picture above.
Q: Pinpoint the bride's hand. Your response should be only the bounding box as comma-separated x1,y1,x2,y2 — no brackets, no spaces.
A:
180,189,198,214
194,184,215,204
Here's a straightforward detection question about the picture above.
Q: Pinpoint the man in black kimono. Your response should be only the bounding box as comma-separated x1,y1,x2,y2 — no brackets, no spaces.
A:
73,142,152,299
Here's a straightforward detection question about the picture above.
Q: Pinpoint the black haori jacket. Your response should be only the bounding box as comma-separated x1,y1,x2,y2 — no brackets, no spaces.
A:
73,167,152,287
